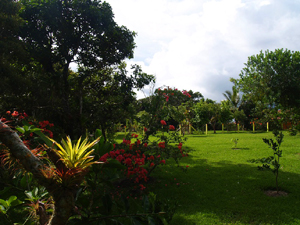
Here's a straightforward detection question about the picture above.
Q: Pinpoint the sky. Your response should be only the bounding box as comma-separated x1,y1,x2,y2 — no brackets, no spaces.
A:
105,0,300,102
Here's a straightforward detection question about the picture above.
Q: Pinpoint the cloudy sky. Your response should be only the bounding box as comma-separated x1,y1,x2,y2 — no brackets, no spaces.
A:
106,0,300,102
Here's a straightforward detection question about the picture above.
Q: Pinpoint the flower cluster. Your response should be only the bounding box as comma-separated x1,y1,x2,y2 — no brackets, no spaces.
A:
1,110,28,122
156,87,192,103
0,110,55,148
37,120,54,138
99,140,152,184
182,90,191,98
99,134,189,188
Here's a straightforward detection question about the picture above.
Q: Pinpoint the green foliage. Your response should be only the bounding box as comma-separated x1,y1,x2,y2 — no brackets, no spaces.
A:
0,195,23,214
235,48,300,110
233,110,247,126
137,87,196,140
219,100,233,126
1,0,153,138
192,99,220,133
223,85,241,112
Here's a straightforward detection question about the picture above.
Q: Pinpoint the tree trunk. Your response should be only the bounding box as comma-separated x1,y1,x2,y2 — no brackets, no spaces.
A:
0,122,76,225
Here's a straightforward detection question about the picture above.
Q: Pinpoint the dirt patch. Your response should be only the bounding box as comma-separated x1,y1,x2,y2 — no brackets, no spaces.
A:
264,190,288,197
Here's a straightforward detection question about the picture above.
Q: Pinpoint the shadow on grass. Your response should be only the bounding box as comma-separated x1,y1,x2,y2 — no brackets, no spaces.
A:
149,159,300,225
231,148,250,150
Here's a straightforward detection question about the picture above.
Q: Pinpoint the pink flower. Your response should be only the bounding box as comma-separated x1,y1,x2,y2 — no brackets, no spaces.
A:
160,120,167,126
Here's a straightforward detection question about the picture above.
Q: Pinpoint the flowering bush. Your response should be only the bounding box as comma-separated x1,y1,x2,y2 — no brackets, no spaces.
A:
97,126,189,191
0,115,175,224
0,110,55,150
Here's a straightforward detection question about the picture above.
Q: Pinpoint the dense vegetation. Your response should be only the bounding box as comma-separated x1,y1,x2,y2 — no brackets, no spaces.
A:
1,0,300,224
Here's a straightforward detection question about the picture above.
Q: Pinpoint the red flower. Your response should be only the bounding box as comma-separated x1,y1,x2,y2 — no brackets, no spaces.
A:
0,117,6,122
150,162,155,167
144,127,148,132
6,111,11,115
23,112,28,117
169,125,175,130
160,160,166,164
148,155,155,161
165,95,169,102
11,111,19,117
158,142,165,148
143,143,148,148
160,120,167,126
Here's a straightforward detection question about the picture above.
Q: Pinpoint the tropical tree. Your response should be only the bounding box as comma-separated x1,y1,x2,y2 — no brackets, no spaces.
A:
192,99,220,133
0,0,29,104
219,100,233,131
233,48,300,130
234,48,300,110
1,0,143,137
222,85,241,112
75,63,154,140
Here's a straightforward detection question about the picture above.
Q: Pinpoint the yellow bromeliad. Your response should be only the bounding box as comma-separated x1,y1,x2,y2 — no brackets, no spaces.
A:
48,136,100,170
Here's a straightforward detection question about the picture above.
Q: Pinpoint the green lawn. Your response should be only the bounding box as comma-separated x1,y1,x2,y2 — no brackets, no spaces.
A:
143,131,300,225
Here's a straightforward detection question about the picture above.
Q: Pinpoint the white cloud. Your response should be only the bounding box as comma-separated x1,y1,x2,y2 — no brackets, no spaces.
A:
107,0,300,101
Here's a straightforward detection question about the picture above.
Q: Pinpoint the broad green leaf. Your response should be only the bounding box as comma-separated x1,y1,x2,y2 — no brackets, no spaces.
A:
7,196,17,205
0,199,8,208
16,126,25,134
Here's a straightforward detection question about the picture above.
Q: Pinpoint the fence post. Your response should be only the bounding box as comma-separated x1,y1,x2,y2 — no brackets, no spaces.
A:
267,122,269,132
206,124,208,135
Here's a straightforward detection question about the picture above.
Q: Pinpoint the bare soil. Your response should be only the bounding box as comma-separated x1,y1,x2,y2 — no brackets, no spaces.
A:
264,190,288,197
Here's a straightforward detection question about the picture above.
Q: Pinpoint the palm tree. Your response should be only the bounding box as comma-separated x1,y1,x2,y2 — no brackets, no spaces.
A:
223,86,243,129
223,86,241,112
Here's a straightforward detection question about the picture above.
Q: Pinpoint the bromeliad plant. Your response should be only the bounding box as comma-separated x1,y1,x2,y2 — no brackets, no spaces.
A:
46,136,101,188
48,136,100,170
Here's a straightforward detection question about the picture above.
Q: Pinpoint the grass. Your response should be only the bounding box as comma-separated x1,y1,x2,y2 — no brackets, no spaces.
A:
117,131,300,225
